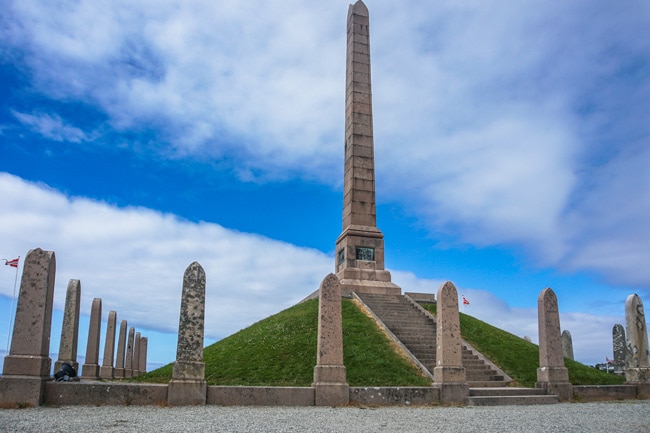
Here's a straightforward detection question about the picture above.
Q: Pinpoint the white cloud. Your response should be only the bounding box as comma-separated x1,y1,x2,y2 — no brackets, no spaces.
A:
12,111,90,143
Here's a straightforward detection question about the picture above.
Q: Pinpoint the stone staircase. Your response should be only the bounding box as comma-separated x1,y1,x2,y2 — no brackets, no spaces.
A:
355,292,559,405
355,293,508,386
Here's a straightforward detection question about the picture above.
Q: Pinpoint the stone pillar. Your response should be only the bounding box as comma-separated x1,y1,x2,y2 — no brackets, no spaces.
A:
561,330,574,361
99,311,117,379
114,320,128,378
536,287,571,400
54,279,81,374
0,248,56,407
81,298,102,379
624,294,650,382
313,273,349,406
133,332,141,377
139,336,148,374
168,262,207,406
613,323,626,372
124,326,135,378
433,281,468,404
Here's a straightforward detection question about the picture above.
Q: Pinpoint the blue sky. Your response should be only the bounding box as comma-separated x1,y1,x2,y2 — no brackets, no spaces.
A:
1,0,649,370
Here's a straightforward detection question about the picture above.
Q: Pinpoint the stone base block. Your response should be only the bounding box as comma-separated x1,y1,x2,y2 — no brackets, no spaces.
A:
313,383,350,406
625,367,650,383
81,363,100,379
536,381,573,401
0,376,48,407
313,365,347,384
433,366,466,383
3,355,51,377
113,368,125,378
636,382,650,398
99,366,114,379
537,366,569,383
172,361,205,381
339,279,401,297
434,382,469,405
167,380,207,406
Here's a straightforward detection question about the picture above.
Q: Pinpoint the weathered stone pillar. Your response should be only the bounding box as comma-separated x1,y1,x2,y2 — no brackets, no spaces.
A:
139,336,148,375
133,331,141,377
54,279,81,374
81,298,102,379
433,281,468,404
124,326,135,378
0,248,56,407
99,311,117,379
624,294,650,382
613,323,627,372
114,320,128,378
313,273,349,406
561,330,574,361
168,262,207,406
536,287,572,400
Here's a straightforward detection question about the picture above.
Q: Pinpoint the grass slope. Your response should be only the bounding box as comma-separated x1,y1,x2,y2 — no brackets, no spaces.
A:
421,304,624,387
137,299,430,386
139,299,623,388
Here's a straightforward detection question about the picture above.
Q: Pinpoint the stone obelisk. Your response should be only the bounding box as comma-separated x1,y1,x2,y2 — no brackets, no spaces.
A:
335,0,400,297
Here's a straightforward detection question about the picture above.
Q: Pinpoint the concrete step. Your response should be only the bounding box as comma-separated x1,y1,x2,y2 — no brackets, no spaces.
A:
468,381,511,388
466,394,559,406
469,387,547,396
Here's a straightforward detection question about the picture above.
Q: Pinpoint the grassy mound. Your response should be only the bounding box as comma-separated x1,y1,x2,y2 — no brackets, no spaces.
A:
138,298,623,388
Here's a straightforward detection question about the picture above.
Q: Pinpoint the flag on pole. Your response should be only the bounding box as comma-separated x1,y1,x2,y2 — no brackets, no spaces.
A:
462,295,470,306
606,357,614,365
4,258,19,268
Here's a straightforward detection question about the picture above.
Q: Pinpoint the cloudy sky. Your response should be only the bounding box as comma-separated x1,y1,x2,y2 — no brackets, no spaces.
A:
1,0,649,370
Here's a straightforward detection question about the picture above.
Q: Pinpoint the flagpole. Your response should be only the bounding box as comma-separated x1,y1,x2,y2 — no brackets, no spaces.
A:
4,256,20,355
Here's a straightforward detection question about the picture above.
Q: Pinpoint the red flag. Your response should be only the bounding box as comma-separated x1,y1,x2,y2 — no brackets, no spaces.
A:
4,258,19,268
606,357,614,365
462,295,470,305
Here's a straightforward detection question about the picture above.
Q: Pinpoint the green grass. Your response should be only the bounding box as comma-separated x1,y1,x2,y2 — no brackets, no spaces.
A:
136,299,430,386
421,303,624,387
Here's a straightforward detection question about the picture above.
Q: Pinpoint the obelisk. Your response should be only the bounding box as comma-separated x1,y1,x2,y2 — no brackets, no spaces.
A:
335,0,400,296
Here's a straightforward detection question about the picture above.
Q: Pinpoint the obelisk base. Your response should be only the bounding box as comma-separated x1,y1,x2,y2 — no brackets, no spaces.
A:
0,376,49,407
167,380,207,406
313,365,349,406
625,367,650,383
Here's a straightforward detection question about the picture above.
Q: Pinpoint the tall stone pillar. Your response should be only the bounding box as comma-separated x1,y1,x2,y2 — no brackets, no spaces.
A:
81,298,102,379
168,262,207,406
139,336,148,375
0,248,56,407
334,0,400,297
613,323,627,371
133,331,141,377
624,294,650,382
561,330,574,361
114,320,128,378
125,326,135,378
313,273,349,406
536,288,572,400
54,279,81,373
99,311,117,379
433,281,468,404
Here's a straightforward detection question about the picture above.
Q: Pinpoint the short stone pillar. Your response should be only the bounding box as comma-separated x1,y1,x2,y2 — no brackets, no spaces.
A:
562,330,574,361
125,327,135,378
433,281,468,404
139,336,148,374
114,320,128,378
54,279,81,374
133,332,141,376
0,248,56,407
536,288,572,400
613,323,627,372
624,294,650,382
168,262,207,406
313,273,349,406
99,311,117,379
81,298,102,379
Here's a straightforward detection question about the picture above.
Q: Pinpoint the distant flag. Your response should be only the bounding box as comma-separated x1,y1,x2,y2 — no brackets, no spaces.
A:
606,357,614,365
3,258,19,268
462,295,470,306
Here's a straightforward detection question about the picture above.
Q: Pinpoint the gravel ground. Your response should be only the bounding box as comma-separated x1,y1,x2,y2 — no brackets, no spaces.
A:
1,401,649,433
